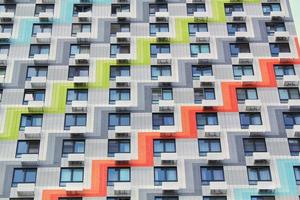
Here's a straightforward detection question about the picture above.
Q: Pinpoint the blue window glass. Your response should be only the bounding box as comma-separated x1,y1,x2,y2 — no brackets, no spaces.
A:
274,65,295,79
154,167,177,185
152,113,174,130
196,113,218,129
269,43,290,57
150,44,170,57
16,140,40,158
108,139,130,156
107,168,130,185
64,114,87,129
283,112,300,129
190,43,210,57
151,65,171,80
198,139,221,156
247,166,271,185
262,3,281,15
108,113,130,129
60,168,84,186
110,66,130,80
153,139,176,156
192,65,213,79
243,138,267,156
229,43,250,57
20,114,43,131
188,23,208,35
201,167,224,185
12,168,37,187
288,138,300,156
66,89,88,104
150,23,169,36
109,89,130,104
224,3,243,16
62,140,85,156
239,112,262,128
236,88,257,101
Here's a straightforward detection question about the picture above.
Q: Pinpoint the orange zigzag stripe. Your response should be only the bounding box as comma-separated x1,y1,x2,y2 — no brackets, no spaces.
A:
42,37,300,199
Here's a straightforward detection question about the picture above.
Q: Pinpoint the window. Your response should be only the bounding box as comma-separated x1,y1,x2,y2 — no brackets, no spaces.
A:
274,65,295,79
0,4,16,13
153,139,176,156
188,23,208,36
107,167,130,185
60,168,84,186
152,88,173,104
278,88,300,101
110,44,130,57
227,23,247,36
190,43,210,57
108,139,130,157
66,89,88,104
110,66,130,80
12,168,37,187
0,23,13,33
68,66,89,79
236,88,257,102
32,23,52,36
251,197,275,200
26,66,48,80
196,113,218,129
243,138,267,156
62,140,85,156
155,197,178,200
247,166,271,184
187,3,206,15
224,3,243,16
108,113,130,129
294,166,300,184
71,23,91,36
73,4,92,16
20,114,43,131
150,44,170,57
288,138,300,156
194,88,215,104
29,44,50,57
109,89,130,104
198,139,221,156
192,65,213,79
152,113,174,130
64,114,87,130
150,23,169,36
262,3,281,16
151,65,171,80
266,22,286,36
111,23,130,35
0,44,9,56
230,43,250,57
154,167,177,185
203,197,227,200
23,89,45,104
233,65,254,79
239,112,262,128
200,166,224,185
283,112,300,129
111,4,130,15
35,4,54,16
16,140,40,158
149,3,168,15
70,44,90,57
270,43,290,57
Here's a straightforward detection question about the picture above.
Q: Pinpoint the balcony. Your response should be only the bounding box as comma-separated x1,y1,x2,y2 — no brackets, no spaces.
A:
38,12,54,21
197,52,215,62
74,53,90,64
67,153,85,165
268,31,289,42
244,99,262,111
252,152,271,164
16,183,35,196
159,125,177,135
231,11,246,21
156,53,172,64
114,126,131,138
115,76,131,87
235,31,250,40
116,12,131,20
241,76,257,86
0,32,11,40
69,126,87,136
19,154,39,165
24,127,42,139
270,11,285,21
114,182,131,195
193,12,208,21
156,32,171,42
116,53,132,63
78,11,92,21
161,153,177,165
73,76,89,85
71,101,88,112
158,100,175,111
65,183,84,193
76,32,91,42
0,74,4,84
248,125,267,135
201,99,218,108
209,182,227,194
30,76,47,88
114,100,132,108
157,76,173,84
257,181,276,193
193,75,215,87
204,125,221,137
116,32,131,43
33,54,49,64
195,32,210,42
282,75,299,86
162,182,180,191
36,32,51,43
0,11,14,22
286,124,300,137
114,153,131,163
27,101,44,112
155,11,169,22
288,99,300,110
232,53,253,64
0,54,8,65
205,152,225,163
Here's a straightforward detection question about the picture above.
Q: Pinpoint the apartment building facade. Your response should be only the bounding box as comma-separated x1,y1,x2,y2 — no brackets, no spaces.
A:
0,0,300,199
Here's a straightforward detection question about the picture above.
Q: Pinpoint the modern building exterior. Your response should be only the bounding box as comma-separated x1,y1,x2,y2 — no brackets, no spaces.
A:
0,0,300,200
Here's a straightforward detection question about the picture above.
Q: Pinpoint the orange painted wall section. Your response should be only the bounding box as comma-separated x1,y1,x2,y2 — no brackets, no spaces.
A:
42,37,300,200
